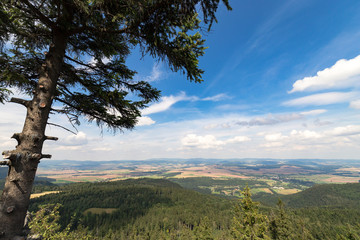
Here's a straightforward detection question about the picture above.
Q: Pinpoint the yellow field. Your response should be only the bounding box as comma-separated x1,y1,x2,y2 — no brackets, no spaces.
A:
323,176,360,183
275,188,300,195
30,191,60,199
261,188,273,194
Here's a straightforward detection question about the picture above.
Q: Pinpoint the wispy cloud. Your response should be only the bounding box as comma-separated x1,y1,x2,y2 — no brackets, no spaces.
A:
248,0,306,52
301,109,327,115
144,64,163,82
313,118,332,127
141,92,194,115
289,55,360,93
283,91,359,107
181,134,251,149
202,93,231,102
235,113,303,126
141,92,229,116
349,99,360,109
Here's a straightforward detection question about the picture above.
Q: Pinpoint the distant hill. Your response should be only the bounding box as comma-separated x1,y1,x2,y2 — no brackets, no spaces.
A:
282,183,360,208
0,166,55,191
255,182,360,208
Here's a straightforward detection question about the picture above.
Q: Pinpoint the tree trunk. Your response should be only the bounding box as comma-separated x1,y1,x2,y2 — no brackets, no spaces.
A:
0,30,66,239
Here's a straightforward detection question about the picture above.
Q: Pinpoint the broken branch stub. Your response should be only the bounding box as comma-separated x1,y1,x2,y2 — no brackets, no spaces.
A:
9,98,30,108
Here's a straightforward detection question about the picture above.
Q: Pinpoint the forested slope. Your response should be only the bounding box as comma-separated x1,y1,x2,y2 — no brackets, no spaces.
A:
282,183,360,208
30,178,233,238
29,179,360,239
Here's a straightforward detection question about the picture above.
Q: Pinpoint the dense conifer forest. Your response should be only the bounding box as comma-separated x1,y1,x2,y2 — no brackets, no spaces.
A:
27,178,360,239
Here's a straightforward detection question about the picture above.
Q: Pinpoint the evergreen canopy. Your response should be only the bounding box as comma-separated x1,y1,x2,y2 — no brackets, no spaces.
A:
0,0,231,131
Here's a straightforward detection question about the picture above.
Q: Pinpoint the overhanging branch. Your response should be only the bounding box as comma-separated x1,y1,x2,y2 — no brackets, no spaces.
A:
47,122,77,135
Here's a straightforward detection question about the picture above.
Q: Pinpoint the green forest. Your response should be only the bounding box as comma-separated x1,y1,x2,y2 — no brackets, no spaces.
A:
27,178,360,239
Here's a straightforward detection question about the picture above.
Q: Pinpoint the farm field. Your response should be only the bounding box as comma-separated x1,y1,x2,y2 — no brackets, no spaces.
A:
30,158,360,197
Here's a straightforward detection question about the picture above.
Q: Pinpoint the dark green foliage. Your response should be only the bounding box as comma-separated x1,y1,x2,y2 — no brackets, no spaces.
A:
30,178,233,238
0,0,231,131
231,185,270,239
290,208,360,239
268,200,292,240
29,203,94,240
30,179,360,239
282,183,360,208
194,216,215,239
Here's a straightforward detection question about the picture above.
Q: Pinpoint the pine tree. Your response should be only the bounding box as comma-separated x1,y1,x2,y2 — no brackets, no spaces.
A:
0,0,231,238
194,216,214,240
28,203,94,240
268,199,292,240
294,217,313,240
231,185,270,240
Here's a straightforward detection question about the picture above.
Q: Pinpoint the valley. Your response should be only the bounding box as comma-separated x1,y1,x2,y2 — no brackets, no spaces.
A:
33,158,360,197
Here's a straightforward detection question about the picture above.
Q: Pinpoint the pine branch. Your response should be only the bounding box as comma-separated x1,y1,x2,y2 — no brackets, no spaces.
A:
19,0,56,29
68,25,129,36
47,122,77,135
64,55,97,71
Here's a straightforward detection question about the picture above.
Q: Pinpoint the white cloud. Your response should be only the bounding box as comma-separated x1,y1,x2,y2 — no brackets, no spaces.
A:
227,136,251,143
61,132,88,146
265,133,287,141
141,92,195,115
202,93,230,102
261,142,284,148
56,146,83,151
92,147,113,151
181,134,225,149
136,116,155,126
349,99,360,109
88,56,111,66
283,91,358,107
0,139,16,149
235,113,303,126
216,104,249,111
181,134,251,149
289,55,360,93
290,130,322,139
301,109,327,115
328,125,360,136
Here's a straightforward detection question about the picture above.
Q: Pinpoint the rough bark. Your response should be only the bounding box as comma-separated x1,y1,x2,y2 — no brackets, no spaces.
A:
0,30,66,239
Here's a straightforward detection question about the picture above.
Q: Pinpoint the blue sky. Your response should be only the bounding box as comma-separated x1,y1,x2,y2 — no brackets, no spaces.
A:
1,0,360,160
